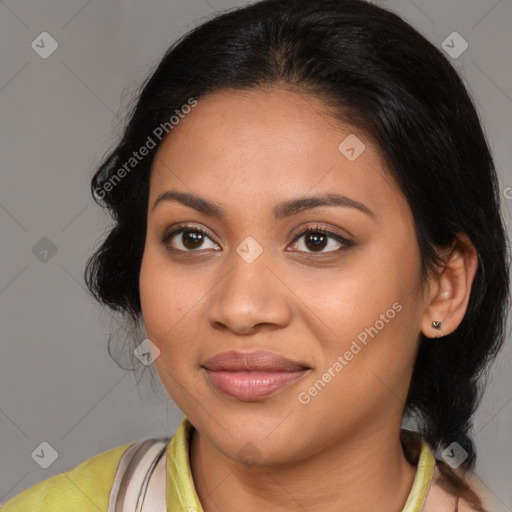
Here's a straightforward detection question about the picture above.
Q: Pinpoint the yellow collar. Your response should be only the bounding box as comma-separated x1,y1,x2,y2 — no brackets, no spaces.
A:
166,417,436,511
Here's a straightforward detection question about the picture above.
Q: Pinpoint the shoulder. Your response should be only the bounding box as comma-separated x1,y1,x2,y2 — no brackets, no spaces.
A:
0,441,135,512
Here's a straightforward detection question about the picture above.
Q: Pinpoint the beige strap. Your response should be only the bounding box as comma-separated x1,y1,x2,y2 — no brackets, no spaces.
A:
139,446,167,511
107,438,170,512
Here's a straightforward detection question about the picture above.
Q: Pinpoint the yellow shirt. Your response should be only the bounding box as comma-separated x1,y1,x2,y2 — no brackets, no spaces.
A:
1,417,436,511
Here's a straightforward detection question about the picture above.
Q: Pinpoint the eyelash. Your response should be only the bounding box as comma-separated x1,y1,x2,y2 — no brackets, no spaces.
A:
160,223,353,257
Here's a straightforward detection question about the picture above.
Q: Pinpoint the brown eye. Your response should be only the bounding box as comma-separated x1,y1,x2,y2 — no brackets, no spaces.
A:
162,226,220,252
289,227,353,255
304,232,329,252
181,230,206,250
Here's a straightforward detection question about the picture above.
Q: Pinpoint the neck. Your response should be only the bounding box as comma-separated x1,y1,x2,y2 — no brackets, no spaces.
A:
189,418,417,512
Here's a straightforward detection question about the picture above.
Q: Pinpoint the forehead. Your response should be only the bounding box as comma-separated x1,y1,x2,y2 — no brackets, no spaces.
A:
149,87,407,220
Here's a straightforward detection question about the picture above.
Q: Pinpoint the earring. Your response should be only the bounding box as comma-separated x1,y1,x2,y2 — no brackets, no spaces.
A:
431,320,443,339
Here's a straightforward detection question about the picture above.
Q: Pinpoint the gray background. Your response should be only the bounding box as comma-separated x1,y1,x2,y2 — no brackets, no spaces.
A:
1,0,511,509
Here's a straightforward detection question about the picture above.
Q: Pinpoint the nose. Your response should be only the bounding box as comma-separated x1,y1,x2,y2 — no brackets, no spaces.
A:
204,249,293,335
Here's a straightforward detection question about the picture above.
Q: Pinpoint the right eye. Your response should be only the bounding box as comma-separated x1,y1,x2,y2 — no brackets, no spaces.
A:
161,224,221,252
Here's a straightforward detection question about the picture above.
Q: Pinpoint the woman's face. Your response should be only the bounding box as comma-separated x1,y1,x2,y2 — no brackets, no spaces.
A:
139,87,430,464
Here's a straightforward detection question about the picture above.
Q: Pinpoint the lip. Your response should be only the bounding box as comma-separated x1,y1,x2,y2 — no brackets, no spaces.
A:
202,350,309,372
202,351,310,401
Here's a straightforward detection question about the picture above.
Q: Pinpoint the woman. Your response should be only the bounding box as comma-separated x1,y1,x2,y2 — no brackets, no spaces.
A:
2,0,509,510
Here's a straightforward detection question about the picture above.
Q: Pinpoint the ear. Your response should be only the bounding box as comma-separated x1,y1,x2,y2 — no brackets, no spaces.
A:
421,233,478,339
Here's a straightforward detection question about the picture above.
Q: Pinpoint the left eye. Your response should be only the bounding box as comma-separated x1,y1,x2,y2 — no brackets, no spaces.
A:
289,228,352,254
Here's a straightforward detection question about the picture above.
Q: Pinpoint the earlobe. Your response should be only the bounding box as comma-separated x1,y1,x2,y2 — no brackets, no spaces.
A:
420,234,478,340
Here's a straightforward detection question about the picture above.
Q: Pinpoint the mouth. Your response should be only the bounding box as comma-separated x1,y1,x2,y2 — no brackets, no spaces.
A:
201,350,311,401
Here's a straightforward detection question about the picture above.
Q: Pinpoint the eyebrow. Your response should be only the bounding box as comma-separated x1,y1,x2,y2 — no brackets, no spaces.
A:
151,190,375,220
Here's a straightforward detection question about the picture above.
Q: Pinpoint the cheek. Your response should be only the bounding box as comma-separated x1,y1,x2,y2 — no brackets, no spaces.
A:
309,260,399,336
139,251,166,335
139,246,208,368
309,242,422,382
139,248,186,344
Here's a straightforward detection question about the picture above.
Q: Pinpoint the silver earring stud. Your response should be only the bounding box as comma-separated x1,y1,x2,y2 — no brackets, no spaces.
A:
432,320,442,330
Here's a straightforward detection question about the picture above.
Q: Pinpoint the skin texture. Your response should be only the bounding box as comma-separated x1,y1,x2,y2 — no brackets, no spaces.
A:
138,87,478,512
